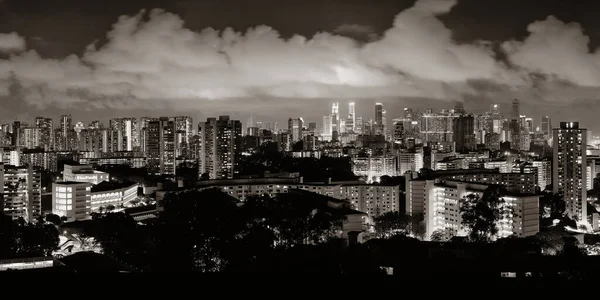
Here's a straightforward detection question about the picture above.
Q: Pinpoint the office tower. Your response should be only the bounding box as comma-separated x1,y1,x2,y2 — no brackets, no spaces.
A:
288,118,304,143
553,122,587,222
146,117,176,176
347,102,356,132
322,115,333,141
374,102,384,135
541,116,552,135
510,99,520,150
453,115,475,153
420,109,454,143
511,99,520,120
490,104,500,116
454,101,465,115
198,116,242,179
246,116,254,132
1,164,42,222
35,117,53,151
331,103,339,133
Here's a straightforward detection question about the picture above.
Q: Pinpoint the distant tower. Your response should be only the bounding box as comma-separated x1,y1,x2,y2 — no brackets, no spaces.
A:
375,102,384,135
331,103,339,133
348,102,356,132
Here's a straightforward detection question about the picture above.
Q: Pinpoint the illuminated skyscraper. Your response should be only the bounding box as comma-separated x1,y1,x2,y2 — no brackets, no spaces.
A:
375,102,384,135
331,103,339,133
347,102,356,132
553,122,587,222
288,118,304,143
198,116,242,179
146,117,176,176
35,117,53,151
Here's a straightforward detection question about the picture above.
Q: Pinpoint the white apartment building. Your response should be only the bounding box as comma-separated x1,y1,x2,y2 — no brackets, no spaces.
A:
1,164,42,222
352,156,397,182
407,179,539,240
398,151,424,175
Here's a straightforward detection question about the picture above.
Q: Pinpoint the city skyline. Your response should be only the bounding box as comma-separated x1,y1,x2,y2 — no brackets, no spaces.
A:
1,0,600,132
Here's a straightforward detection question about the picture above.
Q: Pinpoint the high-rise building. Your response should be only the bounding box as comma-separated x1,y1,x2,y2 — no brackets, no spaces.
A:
146,117,176,176
453,115,475,153
348,102,356,132
109,118,139,151
1,164,42,222
322,115,333,141
288,118,304,143
331,103,339,133
541,116,552,136
490,104,500,116
510,99,520,150
198,116,242,179
59,115,73,151
553,122,587,222
35,117,53,151
374,103,384,135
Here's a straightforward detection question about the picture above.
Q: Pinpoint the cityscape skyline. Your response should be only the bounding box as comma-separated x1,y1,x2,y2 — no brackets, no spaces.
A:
2,0,600,133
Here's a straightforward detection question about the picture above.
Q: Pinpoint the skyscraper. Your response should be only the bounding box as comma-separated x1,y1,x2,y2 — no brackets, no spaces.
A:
198,116,242,179
322,115,332,141
541,116,552,135
348,102,356,132
553,122,587,222
510,99,520,150
288,118,304,143
331,103,339,133
35,117,53,151
453,115,475,152
375,102,384,135
59,115,73,151
146,117,176,176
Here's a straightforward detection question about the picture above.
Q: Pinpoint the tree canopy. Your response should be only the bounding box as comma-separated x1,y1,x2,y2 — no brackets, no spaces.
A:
460,186,510,242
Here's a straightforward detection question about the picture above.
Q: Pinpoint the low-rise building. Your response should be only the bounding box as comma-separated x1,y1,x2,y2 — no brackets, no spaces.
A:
63,164,109,185
156,177,401,219
52,181,92,222
91,181,138,211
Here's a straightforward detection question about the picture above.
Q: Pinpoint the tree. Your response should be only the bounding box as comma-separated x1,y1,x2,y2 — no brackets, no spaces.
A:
539,192,566,220
430,229,450,242
373,211,411,238
460,186,510,242
45,214,62,226
410,212,426,240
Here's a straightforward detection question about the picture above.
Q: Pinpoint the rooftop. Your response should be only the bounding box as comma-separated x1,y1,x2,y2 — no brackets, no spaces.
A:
91,181,138,193
55,181,92,186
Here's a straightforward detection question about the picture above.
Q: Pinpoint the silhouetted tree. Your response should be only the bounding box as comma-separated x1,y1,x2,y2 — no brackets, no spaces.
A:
45,214,62,226
460,186,510,242
373,211,411,238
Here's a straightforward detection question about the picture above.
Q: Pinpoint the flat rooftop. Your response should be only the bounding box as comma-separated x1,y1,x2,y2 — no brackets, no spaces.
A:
91,181,138,193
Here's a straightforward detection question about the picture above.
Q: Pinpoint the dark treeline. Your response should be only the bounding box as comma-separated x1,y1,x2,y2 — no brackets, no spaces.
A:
56,188,382,273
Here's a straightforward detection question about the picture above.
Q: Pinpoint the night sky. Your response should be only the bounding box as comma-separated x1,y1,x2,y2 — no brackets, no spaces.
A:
1,0,600,132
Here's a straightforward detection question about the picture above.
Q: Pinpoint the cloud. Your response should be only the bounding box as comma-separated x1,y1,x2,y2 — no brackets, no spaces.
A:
333,24,379,42
0,0,598,111
0,32,26,53
503,16,600,87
